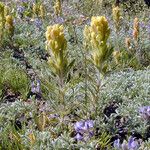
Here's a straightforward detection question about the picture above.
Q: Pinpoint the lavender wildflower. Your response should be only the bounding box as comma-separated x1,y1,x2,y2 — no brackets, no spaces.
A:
55,16,65,24
139,106,150,120
34,18,42,29
113,137,140,150
17,6,25,14
113,139,121,149
84,120,94,129
31,79,41,94
21,0,29,3
74,121,85,133
128,137,139,150
75,133,83,141
74,120,94,141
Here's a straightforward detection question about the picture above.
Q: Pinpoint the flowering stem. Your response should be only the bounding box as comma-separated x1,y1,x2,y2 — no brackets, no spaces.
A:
59,71,65,105
95,67,101,116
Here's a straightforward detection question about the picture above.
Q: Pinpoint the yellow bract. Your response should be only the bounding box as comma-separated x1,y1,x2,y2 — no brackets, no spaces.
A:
0,2,5,39
46,24,68,75
112,6,121,24
125,37,131,49
39,4,45,19
133,18,139,31
91,16,110,42
133,17,139,42
5,15,14,37
5,15,13,26
83,16,112,70
46,24,66,56
4,5,9,16
113,50,121,64
54,0,62,16
28,133,36,145
32,3,45,19
83,25,91,42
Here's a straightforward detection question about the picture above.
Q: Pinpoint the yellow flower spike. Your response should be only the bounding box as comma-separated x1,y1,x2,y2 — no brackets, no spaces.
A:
125,37,131,49
32,3,36,13
46,24,67,75
83,16,112,70
0,2,5,40
28,133,36,145
37,112,46,131
91,16,110,42
39,4,45,19
46,24,66,54
32,3,39,18
133,17,139,31
54,0,62,16
133,29,138,41
5,15,14,37
5,15,13,26
112,6,121,25
4,5,10,16
133,17,139,43
113,50,121,64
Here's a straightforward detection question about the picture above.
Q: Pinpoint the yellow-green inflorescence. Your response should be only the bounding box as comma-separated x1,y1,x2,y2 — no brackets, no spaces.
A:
4,5,10,16
0,2,5,41
5,15,14,38
45,24,68,75
83,16,112,71
32,2,46,19
54,0,62,16
39,4,45,20
133,17,139,43
112,5,121,31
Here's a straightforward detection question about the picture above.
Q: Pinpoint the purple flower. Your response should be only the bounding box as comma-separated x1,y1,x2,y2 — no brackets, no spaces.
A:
50,114,59,119
75,133,83,141
74,121,85,133
74,120,94,132
139,22,145,28
31,79,41,94
147,107,150,116
146,24,150,34
17,6,25,14
34,18,42,29
21,0,28,3
84,120,94,129
128,137,139,150
74,120,94,141
139,106,150,120
113,139,121,149
55,17,65,24
113,137,140,150
88,131,94,137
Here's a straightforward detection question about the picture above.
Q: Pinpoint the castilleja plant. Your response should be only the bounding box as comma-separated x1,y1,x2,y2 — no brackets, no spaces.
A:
32,2,46,20
112,5,122,61
133,17,139,45
4,5,10,17
46,24,74,106
46,24,74,104
83,16,113,73
83,16,113,114
133,17,141,63
54,0,62,17
39,4,45,20
0,2,5,44
112,5,121,31
5,15,14,38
